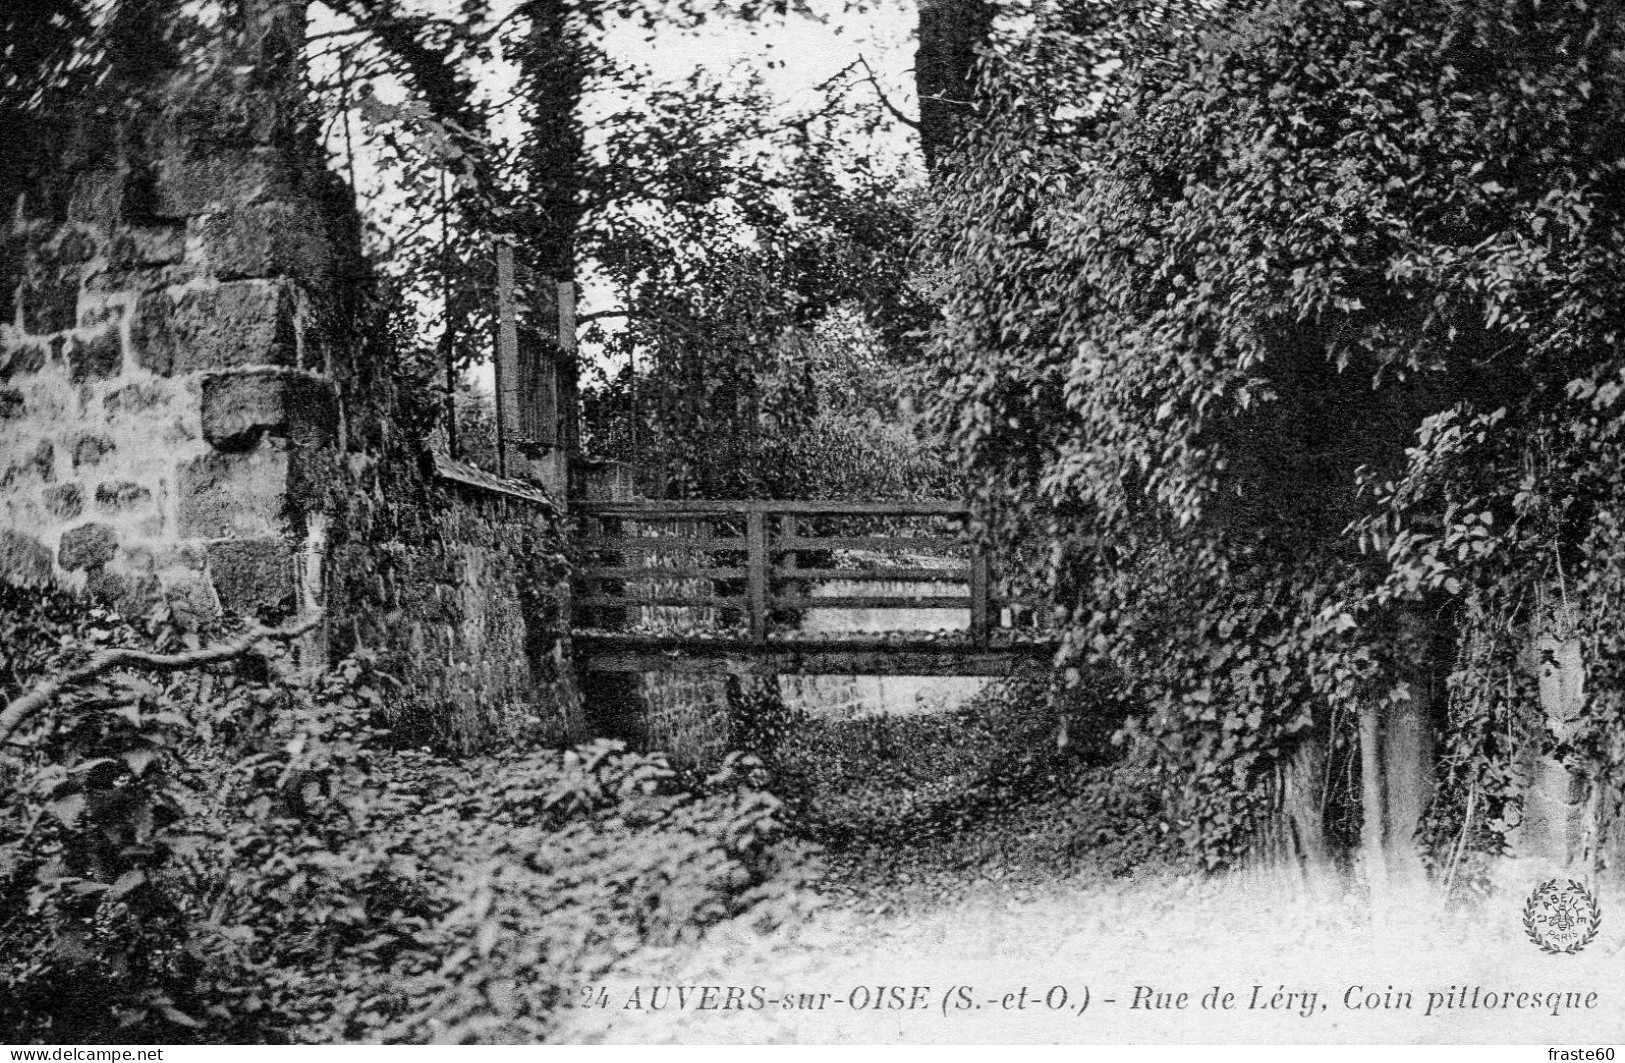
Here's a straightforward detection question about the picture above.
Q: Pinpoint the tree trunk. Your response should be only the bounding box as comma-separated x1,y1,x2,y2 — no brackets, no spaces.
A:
1513,591,1592,871
914,0,996,173
1359,701,1390,897
1252,736,1331,888
513,0,585,486
1361,604,1440,898
518,0,584,283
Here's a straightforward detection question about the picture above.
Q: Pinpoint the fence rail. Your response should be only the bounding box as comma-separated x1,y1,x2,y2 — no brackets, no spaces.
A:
572,499,1013,646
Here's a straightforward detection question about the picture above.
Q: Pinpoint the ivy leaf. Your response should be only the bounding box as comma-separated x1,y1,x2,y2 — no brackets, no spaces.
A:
48,793,86,828
122,748,157,777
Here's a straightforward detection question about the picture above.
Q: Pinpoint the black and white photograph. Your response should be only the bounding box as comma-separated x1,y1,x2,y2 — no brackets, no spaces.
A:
1,0,1624,1049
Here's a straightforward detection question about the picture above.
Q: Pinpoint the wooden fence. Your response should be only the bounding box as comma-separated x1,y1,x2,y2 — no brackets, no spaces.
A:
572,500,1015,646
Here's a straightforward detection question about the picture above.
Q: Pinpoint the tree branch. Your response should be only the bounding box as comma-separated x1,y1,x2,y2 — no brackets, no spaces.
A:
321,0,489,154
856,55,920,131
305,14,468,44
0,612,325,748
576,309,631,324
812,58,864,95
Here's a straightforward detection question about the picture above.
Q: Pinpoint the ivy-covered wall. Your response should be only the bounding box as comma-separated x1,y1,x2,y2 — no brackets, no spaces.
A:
325,454,583,750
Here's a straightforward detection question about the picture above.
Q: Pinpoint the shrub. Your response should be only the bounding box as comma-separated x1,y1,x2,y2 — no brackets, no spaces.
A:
923,0,1625,867
0,582,807,1043
767,678,1164,884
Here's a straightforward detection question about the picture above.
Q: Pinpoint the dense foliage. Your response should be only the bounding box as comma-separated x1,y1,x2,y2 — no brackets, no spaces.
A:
0,583,804,1043
769,677,1162,898
295,0,942,499
925,0,1625,865
579,66,941,499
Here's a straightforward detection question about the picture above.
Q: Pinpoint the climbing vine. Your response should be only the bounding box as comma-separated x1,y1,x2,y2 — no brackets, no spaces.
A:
924,0,1625,867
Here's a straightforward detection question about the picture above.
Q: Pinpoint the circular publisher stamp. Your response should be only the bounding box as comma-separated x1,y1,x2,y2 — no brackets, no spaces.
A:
1523,878,1601,954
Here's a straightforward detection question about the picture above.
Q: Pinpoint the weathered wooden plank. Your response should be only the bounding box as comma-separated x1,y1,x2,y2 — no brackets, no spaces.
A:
493,242,520,478
779,515,798,577
576,595,744,609
781,535,966,553
747,510,767,642
575,500,969,516
578,565,746,581
773,566,967,583
970,543,990,647
771,595,972,610
574,634,1053,652
433,452,552,508
572,634,1052,676
576,537,746,553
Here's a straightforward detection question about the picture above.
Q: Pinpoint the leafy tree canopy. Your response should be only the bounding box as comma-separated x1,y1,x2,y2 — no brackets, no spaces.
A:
924,0,1625,863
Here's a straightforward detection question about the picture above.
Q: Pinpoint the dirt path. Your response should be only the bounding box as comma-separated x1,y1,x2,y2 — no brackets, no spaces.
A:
553,700,1625,1044
554,865,1625,1044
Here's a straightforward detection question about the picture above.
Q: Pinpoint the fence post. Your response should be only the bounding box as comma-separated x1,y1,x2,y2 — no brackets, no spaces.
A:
969,535,990,648
493,242,520,479
747,509,768,643
779,514,798,576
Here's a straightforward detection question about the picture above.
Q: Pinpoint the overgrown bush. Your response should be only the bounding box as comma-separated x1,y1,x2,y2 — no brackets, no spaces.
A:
0,585,253,1041
0,582,807,1044
768,679,1164,890
923,0,1625,868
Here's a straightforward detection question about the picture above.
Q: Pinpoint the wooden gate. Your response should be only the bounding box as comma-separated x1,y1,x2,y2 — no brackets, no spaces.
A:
570,500,1053,676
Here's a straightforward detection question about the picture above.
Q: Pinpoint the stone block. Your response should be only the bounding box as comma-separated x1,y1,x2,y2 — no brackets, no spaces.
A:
2,440,54,487
67,328,123,383
77,300,124,330
104,381,167,416
159,542,208,572
129,292,172,376
108,224,185,268
0,343,47,382
58,521,117,570
206,537,294,614
130,281,295,375
175,86,283,148
0,529,52,583
42,483,83,519
201,369,338,450
85,568,160,617
118,543,159,573
194,206,331,281
117,161,165,222
201,370,283,450
67,170,123,230
176,450,289,538
21,274,79,335
72,434,114,469
165,417,197,445
83,259,186,299
160,571,219,624
95,480,152,512
48,229,97,266
153,151,292,218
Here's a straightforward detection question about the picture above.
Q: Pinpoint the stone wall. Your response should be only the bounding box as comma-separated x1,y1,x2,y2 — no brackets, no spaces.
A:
325,454,582,750
781,576,990,722
571,481,748,767
644,676,736,763
587,670,737,766
0,1,335,627
0,0,579,751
